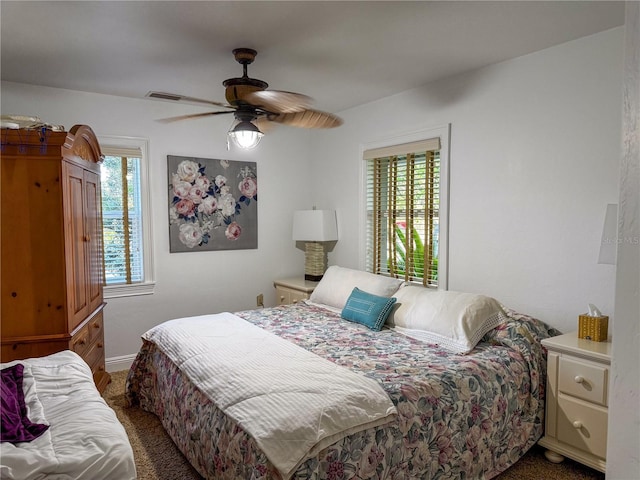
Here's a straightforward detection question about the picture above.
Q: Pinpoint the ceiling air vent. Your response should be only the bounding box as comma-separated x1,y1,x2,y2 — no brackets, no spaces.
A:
146,91,183,101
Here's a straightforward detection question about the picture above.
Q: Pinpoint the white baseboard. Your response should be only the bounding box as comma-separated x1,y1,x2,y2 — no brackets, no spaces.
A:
106,353,137,373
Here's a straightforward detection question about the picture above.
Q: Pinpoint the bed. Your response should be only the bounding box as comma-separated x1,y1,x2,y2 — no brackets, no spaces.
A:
126,266,559,479
1,350,137,480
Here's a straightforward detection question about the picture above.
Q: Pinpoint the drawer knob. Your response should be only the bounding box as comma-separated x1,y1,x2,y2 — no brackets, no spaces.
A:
574,375,585,384
572,420,583,429
280,296,285,301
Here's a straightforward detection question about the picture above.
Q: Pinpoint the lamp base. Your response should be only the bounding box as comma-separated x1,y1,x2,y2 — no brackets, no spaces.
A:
304,242,328,281
304,273,324,282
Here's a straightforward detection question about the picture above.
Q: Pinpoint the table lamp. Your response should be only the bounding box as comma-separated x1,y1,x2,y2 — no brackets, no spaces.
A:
292,209,338,281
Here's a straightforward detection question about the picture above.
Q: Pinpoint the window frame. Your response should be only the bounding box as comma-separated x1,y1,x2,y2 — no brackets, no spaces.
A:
98,135,155,298
359,124,450,290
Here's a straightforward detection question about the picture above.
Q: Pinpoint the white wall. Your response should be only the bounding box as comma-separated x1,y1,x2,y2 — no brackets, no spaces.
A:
607,3,640,478
1,83,318,360
310,27,624,334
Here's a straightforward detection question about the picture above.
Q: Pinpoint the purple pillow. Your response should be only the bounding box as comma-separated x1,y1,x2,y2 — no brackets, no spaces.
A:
1,363,49,443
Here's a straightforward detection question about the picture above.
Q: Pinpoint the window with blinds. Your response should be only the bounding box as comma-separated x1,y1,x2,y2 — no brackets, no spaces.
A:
364,138,441,287
101,146,144,285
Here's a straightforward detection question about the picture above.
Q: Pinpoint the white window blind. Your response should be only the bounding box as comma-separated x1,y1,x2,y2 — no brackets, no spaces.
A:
362,138,441,160
365,138,441,287
100,145,144,286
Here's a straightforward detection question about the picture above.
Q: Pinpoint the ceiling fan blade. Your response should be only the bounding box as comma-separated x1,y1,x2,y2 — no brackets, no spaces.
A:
255,115,276,133
147,91,234,109
157,111,234,123
243,90,313,114
269,109,343,129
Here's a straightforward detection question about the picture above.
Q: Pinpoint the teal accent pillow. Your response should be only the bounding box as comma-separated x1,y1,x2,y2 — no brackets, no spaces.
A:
341,287,397,331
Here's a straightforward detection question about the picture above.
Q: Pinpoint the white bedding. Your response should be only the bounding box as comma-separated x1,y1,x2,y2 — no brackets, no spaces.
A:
143,312,397,479
0,350,136,480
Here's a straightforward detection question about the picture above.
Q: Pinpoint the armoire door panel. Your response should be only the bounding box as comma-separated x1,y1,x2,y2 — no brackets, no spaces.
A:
63,161,89,331
84,170,104,313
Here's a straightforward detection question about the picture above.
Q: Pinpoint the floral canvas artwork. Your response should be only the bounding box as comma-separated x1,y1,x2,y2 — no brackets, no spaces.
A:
168,155,258,252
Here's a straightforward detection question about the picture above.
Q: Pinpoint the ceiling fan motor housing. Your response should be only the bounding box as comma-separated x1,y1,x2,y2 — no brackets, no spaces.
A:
223,78,268,105
223,48,268,105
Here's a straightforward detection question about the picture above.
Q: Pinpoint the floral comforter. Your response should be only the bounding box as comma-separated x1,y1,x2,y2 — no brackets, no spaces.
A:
126,303,559,480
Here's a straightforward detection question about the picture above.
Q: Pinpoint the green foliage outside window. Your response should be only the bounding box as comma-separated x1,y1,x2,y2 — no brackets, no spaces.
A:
390,223,438,284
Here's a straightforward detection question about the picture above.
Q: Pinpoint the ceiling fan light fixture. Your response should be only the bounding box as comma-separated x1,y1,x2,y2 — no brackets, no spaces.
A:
228,120,264,149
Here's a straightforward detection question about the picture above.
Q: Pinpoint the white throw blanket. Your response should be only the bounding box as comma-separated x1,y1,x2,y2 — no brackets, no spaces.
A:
143,313,397,479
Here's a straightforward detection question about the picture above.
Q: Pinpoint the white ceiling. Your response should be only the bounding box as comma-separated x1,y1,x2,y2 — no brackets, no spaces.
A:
1,1,625,114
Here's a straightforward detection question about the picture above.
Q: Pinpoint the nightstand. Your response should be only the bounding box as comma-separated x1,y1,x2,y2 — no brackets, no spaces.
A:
273,277,318,306
539,331,612,473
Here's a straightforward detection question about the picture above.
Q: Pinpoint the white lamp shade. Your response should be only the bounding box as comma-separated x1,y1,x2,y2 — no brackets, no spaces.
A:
292,210,338,241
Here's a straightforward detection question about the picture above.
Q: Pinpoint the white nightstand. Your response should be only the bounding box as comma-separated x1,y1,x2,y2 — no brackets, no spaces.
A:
273,277,319,306
538,331,612,473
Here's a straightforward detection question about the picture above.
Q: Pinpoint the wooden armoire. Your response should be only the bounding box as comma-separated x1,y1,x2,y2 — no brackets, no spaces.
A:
1,125,110,392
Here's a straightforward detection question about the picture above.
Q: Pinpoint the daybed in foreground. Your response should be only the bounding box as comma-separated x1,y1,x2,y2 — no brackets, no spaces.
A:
1,350,136,480
127,266,559,479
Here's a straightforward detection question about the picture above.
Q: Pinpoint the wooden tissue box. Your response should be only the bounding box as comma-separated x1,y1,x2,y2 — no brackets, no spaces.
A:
578,314,609,342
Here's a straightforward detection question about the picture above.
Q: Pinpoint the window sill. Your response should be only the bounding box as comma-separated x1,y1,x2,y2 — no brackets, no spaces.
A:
104,282,155,299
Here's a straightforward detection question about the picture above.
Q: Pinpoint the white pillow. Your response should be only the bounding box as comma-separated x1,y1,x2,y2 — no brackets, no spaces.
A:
308,266,404,310
389,285,507,353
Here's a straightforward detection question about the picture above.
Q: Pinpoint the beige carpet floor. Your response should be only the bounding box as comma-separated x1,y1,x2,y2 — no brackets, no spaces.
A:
103,370,605,480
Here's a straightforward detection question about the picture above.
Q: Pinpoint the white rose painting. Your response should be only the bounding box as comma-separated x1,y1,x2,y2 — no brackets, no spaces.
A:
168,155,258,252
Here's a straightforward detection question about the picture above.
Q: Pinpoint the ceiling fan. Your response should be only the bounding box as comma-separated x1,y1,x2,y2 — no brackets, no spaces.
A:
147,48,343,149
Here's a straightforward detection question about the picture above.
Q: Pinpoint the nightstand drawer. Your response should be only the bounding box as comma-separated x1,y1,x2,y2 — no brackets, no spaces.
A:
276,286,310,305
289,290,309,304
274,278,318,306
276,286,291,306
557,395,608,459
559,357,608,406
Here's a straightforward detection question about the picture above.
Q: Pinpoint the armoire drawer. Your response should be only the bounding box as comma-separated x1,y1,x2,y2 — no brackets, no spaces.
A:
71,325,91,357
84,339,105,374
1,339,69,363
88,312,104,344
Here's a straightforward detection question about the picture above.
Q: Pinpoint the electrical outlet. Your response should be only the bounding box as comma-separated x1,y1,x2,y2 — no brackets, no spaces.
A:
256,293,264,307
